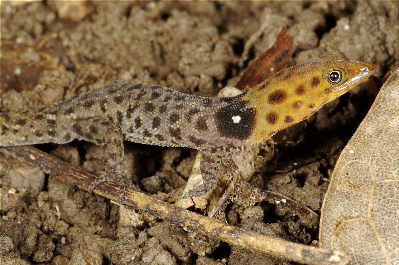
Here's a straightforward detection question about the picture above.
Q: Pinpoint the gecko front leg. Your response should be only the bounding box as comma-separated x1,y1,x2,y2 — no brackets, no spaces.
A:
87,125,133,201
68,118,133,202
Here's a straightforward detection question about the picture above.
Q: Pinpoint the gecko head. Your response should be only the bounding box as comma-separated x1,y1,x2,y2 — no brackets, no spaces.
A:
241,55,375,145
314,58,375,100
287,57,376,116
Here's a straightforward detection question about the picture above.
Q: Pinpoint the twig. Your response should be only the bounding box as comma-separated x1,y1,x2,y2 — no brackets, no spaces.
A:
2,146,348,265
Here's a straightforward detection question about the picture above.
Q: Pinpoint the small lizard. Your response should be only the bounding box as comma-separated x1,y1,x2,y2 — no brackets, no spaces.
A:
0,55,375,198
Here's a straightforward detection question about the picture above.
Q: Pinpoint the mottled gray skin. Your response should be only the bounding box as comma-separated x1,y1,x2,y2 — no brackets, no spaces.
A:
0,80,254,197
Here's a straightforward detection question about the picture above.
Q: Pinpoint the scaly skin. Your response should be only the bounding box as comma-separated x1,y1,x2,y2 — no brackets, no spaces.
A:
0,55,375,198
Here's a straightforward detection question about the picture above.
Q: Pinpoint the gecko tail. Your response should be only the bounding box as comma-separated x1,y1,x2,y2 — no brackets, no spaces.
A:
0,108,71,146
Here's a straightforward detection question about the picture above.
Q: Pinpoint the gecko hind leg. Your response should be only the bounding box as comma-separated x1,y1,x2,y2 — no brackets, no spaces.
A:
182,151,222,198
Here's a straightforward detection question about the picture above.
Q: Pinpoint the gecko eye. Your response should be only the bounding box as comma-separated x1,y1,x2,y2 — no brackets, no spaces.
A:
327,70,342,85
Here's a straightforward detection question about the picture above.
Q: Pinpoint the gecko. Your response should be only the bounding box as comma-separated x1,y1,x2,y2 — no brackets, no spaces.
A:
0,55,375,199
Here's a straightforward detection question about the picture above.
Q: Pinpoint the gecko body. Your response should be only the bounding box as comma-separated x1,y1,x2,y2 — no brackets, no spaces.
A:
0,55,375,198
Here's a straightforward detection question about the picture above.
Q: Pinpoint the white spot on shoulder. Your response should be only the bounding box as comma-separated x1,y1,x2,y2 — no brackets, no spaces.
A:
232,115,241,123
14,67,21,75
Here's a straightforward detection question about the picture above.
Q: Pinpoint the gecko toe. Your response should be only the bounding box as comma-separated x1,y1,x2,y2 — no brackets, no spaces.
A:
182,184,211,198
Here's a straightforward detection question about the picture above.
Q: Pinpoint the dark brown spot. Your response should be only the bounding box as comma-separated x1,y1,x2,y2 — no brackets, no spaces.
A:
72,123,83,135
135,117,142,129
195,117,208,131
63,133,71,141
20,110,29,115
114,96,124,104
100,99,107,113
220,96,237,103
144,103,155,112
311,76,320,87
83,100,95,108
127,125,135,134
116,111,123,125
46,119,56,126
257,80,270,91
268,90,287,104
152,85,163,90
159,105,167,113
85,133,93,140
175,104,184,109
201,98,212,107
34,131,43,137
15,119,27,126
309,104,315,109
150,92,161,100
175,95,186,101
143,130,152,138
163,96,172,102
1,113,10,122
266,112,278,124
169,113,180,124
295,85,305,95
64,107,75,115
189,136,206,146
293,101,304,109
283,72,292,80
127,83,143,91
90,125,98,134
285,116,294,123
169,127,182,140
152,117,161,128
135,92,146,101
33,114,44,120
185,108,200,122
155,134,165,142
107,88,118,94
1,125,9,135
126,104,138,119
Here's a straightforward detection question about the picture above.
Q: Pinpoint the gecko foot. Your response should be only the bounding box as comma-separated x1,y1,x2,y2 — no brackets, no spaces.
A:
182,184,212,198
88,175,138,204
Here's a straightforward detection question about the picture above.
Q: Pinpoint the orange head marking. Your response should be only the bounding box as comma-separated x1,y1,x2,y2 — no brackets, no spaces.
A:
241,55,375,145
